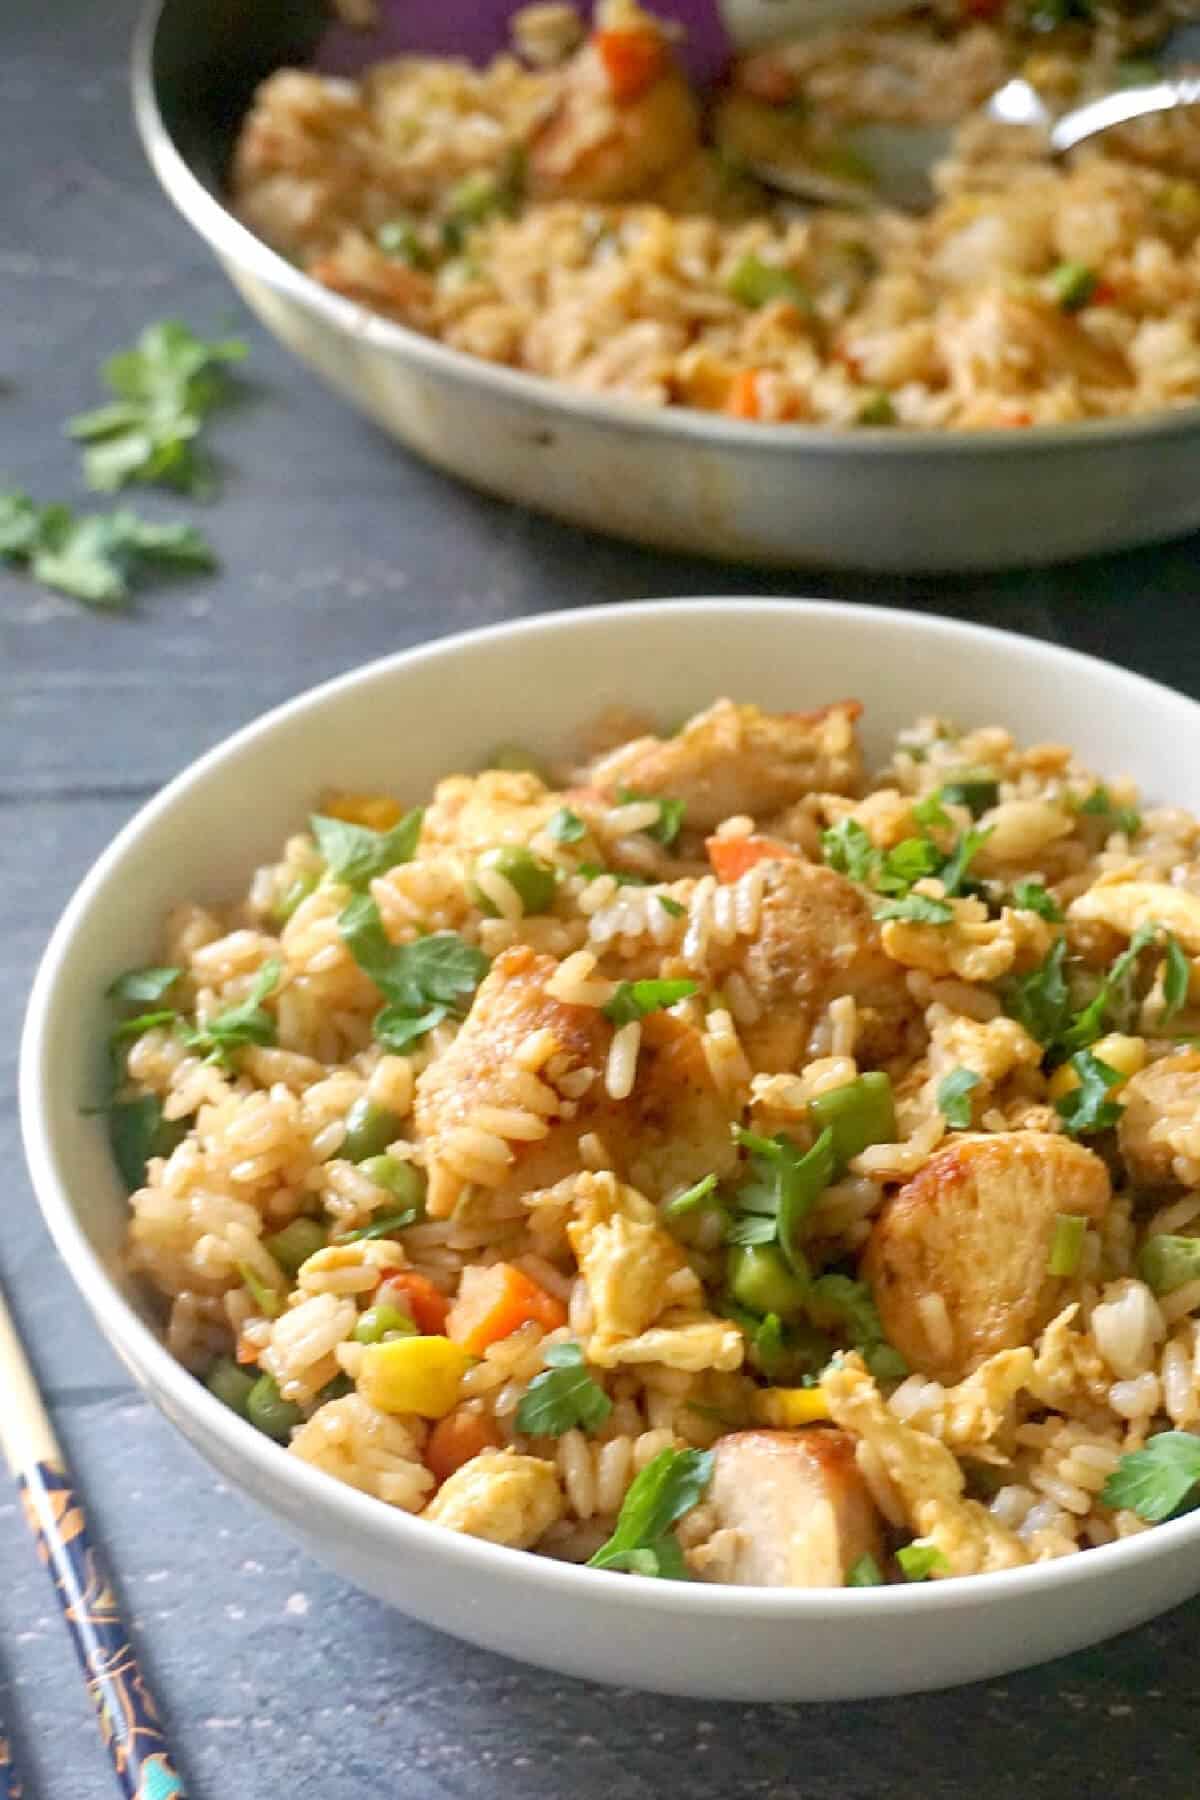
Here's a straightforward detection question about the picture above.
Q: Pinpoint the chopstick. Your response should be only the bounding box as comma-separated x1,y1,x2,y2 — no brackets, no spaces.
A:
0,1722,25,1800
0,1286,188,1800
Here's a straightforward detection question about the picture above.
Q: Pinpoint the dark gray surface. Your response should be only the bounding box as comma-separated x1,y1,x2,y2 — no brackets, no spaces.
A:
5,2,1200,1794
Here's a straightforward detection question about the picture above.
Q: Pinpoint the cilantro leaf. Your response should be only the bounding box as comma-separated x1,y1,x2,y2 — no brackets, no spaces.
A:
1002,937,1070,1046
911,790,951,829
334,1207,421,1244
822,818,877,883
1054,1049,1124,1137
616,787,686,847
337,895,488,1047
180,959,281,1067
896,1541,950,1581
109,1008,179,1047
310,809,423,889
1078,785,1141,839
729,1127,833,1273
940,825,993,897
874,836,941,895
1162,933,1191,1022
939,773,999,818
1012,880,1063,922
67,320,247,496
0,490,215,606
546,807,586,844
663,1172,719,1218
873,894,953,925
514,1341,613,1436
106,965,181,1006
657,894,686,918
937,1068,981,1129
603,978,698,1026
587,1447,713,1576
1100,1431,1200,1522
108,1094,186,1191
807,1274,907,1382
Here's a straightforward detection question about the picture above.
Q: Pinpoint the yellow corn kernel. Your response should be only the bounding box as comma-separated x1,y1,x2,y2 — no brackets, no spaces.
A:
322,791,404,832
1048,1032,1146,1101
358,1335,471,1418
752,1386,831,1427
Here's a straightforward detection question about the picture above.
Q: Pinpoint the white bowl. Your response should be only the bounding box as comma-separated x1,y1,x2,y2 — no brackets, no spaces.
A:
21,599,1200,1701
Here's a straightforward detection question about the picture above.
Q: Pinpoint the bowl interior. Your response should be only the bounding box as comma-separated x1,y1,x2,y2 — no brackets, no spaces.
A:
27,599,1200,1323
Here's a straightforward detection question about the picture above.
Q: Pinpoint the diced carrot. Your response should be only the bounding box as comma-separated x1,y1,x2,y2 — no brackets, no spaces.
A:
738,54,799,105
377,1270,450,1337
446,1263,568,1356
235,1333,261,1367
706,834,796,882
321,791,404,831
595,28,668,104
726,369,762,419
426,1408,504,1483
1090,280,1117,306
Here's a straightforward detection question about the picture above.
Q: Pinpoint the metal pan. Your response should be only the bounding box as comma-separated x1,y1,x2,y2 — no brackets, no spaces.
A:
132,0,1200,571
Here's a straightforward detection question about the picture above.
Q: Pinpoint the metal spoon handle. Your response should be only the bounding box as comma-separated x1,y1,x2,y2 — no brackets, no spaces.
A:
1052,77,1200,153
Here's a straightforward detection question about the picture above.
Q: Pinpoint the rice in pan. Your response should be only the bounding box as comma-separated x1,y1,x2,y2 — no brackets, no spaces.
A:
229,0,1200,429
108,697,1200,1585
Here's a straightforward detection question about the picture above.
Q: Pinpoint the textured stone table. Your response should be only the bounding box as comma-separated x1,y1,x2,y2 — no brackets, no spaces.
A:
5,3,1200,1794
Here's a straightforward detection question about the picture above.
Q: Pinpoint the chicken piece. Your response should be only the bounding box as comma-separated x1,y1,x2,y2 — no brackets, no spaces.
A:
688,1429,883,1588
587,697,863,834
1070,877,1200,955
724,859,915,1072
566,1173,743,1372
526,0,701,203
414,947,740,1216
420,770,562,855
1118,1051,1200,1187
881,900,1055,985
421,1451,564,1547
865,1131,1111,1386
823,1355,1031,1577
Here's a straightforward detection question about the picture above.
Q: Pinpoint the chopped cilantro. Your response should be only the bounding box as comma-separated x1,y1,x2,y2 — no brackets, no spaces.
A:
1054,1049,1124,1137
333,1208,421,1244
66,320,246,495
310,810,422,889
806,1274,907,1383
616,786,686,847
664,1173,720,1219
874,836,942,895
1001,937,1070,1046
939,774,1000,817
603,978,698,1026
0,490,214,606
1012,880,1063,922
911,790,951,829
106,965,181,1006
337,894,488,1047
821,817,877,883
873,893,953,925
730,1126,834,1274
1162,933,1191,1021
587,1447,713,1577
515,1342,613,1437
1078,785,1141,838
939,825,993,897
108,1094,186,1191
657,894,686,919
1100,1431,1200,1522
937,1068,981,1129
180,960,281,1068
546,807,586,844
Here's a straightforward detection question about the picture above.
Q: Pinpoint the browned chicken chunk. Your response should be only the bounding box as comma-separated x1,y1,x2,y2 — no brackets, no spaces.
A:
865,1131,1111,1386
688,1429,883,1587
414,945,739,1215
587,697,863,834
724,859,916,1072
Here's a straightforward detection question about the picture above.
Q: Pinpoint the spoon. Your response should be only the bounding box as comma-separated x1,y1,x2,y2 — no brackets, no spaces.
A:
746,70,1200,212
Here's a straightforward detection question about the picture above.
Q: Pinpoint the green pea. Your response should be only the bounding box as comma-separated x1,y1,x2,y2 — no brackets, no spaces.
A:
205,1355,257,1418
264,1217,327,1276
809,1073,896,1173
273,870,318,926
727,1243,810,1320
357,1155,426,1216
353,1303,420,1345
342,1097,403,1164
246,1373,303,1442
470,845,558,917
488,743,550,780
1139,1234,1200,1296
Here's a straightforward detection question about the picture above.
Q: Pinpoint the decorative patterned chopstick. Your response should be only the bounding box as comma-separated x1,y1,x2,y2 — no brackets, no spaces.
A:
0,1286,187,1800
0,1722,25,1800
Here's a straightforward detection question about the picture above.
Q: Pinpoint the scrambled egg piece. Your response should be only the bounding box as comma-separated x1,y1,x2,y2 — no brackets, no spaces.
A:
567,1173,743,1371
882,900,1054,984
1070,875,1200,954
1029,1305,1113,1411
421,1451,564,1547
421,769,563,854
1117,1051,1200,1187
823,1355,1031,1576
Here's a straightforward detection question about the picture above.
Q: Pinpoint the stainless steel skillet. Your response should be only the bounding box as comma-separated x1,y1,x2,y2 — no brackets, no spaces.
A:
133,0,1200,572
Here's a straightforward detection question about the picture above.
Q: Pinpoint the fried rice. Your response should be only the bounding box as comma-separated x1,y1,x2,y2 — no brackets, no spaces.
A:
228,0,1200,429
107,695,1200,1585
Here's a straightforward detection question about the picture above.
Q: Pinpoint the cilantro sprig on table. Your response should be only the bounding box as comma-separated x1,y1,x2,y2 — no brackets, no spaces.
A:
0,491,214,606
66,320,247,496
